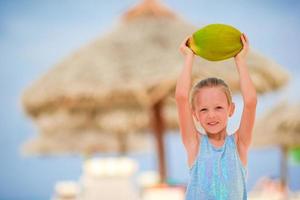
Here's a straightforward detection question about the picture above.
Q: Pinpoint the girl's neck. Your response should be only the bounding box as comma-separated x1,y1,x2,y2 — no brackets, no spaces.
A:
206,128,227,141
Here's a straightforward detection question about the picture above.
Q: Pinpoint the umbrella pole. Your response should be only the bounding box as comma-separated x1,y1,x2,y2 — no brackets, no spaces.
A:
150,100,167,183
118,132,127,154
280,145,289,196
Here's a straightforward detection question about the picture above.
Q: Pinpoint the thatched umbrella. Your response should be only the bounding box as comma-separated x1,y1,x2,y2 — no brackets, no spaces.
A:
22,0,289,182
252,102,300,190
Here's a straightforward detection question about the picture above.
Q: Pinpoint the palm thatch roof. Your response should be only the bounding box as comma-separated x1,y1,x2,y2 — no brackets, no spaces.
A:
23,130,151,156
252,102,300,148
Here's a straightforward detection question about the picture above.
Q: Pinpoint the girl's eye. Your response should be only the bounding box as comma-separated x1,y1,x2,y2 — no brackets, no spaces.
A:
216,106,223,110
200,108,207,112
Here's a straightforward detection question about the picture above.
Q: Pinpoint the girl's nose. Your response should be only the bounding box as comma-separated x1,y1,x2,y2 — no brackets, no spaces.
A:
207,110,216,118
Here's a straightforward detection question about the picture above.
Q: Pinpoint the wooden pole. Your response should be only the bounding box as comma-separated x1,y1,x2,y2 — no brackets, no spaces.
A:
280,145,289,199
150,100,166,183
280,146,288,187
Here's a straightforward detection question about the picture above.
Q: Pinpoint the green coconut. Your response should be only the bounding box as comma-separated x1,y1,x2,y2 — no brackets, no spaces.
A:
187,24,243,61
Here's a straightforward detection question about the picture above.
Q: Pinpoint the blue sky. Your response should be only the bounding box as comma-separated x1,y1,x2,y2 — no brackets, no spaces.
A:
1,0,300,199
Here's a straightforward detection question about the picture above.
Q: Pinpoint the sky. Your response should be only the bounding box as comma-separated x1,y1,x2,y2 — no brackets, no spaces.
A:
1,0,300,199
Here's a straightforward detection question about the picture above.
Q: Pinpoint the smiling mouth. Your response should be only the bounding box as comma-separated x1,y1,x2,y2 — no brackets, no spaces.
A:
207,122,219,126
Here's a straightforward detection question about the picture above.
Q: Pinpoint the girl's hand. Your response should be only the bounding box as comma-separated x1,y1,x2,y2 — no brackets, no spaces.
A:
179,36,194,57
235,33,249,62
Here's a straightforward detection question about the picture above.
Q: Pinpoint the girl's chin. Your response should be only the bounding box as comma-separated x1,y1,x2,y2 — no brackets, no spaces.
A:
204,127,226,135
205,131,221,135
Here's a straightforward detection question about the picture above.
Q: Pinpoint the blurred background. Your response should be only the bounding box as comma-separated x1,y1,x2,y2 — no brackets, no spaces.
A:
1,0,300,199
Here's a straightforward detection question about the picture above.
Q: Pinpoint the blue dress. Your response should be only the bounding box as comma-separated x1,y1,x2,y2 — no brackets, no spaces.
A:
185,133,247,200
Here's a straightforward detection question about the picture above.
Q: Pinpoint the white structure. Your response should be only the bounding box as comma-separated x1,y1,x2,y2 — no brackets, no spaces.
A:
142,186,185,200
79,157,139,200
51,181,80,200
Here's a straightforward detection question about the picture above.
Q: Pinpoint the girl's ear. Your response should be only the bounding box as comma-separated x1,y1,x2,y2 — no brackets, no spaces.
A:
229,102,235,117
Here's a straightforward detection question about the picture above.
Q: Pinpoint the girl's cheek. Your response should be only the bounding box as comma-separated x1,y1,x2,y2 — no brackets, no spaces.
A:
200,113,207,119
199,115,205,122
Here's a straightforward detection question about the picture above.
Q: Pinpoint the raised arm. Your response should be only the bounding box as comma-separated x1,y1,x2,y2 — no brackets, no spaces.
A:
175,37,199,167
235,34,257,151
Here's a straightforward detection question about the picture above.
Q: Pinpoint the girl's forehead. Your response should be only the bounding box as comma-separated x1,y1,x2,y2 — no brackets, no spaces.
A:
194,87,228,105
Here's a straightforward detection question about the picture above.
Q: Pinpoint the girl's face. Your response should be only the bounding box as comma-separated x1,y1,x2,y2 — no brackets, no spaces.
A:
192,87,234,135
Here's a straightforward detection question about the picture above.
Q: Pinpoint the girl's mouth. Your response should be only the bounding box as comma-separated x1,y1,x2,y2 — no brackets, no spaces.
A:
208,122,218,126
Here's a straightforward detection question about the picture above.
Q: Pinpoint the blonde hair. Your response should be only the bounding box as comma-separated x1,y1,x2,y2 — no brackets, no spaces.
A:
190,77,232,110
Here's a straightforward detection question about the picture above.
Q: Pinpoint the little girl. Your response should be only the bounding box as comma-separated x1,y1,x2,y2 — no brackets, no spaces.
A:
175,34,257,200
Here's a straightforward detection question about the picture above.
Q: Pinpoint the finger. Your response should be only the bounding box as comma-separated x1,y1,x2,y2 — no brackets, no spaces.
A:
243,33,249,47
243,33,249,44
240,34,246,44
185,35,191,42
183,36,191,46
180,40,186,49
241,33,249,49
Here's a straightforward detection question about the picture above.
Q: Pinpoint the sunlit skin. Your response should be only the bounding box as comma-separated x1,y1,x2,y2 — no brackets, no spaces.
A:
192,87,235,147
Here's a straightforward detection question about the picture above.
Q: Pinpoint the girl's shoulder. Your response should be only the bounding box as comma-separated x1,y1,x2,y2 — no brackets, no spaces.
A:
230,131,238,143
